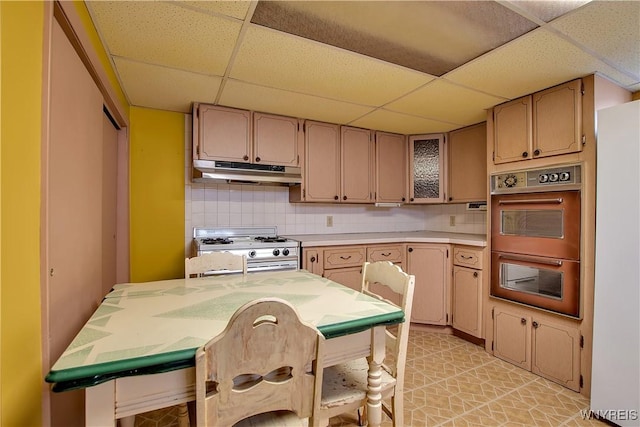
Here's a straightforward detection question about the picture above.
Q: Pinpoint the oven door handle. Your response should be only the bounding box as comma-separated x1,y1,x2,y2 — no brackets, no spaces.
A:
498,197,563,205
498,253,563,266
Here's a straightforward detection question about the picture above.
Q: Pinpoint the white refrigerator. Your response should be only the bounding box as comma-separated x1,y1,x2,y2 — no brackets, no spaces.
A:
592,100,640,426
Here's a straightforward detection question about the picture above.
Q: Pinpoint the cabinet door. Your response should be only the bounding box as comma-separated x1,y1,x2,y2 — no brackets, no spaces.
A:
341,126,373,203
324,246,366,270
324,267,363,292
375,131,407,203
406,244,450,325
197,104,251,162
408,134,446,203
533,79,583,159
303,248,323,276
367,244,405,265
304,121,340,202
493,96,532,164
531,319,581,391
452,266,482,338
253,112,299,166
448,123,487,203
493,308,531,371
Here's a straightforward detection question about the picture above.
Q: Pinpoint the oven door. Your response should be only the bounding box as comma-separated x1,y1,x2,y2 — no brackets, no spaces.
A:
491,251,580,317
491,190,580,260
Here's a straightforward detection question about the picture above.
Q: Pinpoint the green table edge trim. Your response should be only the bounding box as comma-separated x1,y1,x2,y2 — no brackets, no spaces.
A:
46,311,404,392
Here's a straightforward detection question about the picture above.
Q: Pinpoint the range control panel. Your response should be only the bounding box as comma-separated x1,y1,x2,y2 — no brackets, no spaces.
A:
491,164,581,194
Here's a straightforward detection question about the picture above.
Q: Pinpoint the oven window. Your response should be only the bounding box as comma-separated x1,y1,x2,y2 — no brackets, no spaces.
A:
500,262,563,299
501,209,564,238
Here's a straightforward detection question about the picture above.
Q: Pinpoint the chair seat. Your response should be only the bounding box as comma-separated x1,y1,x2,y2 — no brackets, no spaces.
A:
320,358,397,409
236,410,308,427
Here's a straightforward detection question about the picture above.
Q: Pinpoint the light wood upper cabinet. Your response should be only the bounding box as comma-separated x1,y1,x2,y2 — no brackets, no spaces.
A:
253,112,299,166
408,133,446,203
301,121,341,202
406,244,451,325
194,104,300,167
375,131,408,203
448,123,487,203
195,104,252,162
493,79,583,164
341,126,373,203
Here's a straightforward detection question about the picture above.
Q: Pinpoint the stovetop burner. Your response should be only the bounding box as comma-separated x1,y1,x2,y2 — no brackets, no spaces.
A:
200,237,233,245
254,236,288,243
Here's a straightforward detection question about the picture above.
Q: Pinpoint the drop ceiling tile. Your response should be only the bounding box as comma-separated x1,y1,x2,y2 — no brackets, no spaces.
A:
550,0,640,79
219,80,374,125
230,25,434,107
176,0,251,20
386,79,505,125
445,27,638,99
502,0,591,23
114,58,222,113
88,1,241,75
350,109,459,135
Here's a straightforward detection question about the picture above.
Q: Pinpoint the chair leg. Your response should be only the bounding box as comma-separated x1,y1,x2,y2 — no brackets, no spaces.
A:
391,394,403,427
177,403,190,427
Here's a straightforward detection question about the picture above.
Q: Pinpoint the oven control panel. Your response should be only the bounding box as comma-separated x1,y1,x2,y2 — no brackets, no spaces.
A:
491,164,581,194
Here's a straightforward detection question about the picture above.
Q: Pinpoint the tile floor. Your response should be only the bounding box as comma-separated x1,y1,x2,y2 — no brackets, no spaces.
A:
134,328,605,427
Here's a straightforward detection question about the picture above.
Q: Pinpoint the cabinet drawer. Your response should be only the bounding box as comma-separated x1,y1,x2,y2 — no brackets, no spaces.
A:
324,246,366,269
453,246,484,269
367,245,404,264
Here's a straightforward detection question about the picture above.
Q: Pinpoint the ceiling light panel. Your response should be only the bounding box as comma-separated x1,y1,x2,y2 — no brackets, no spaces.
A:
351,109,460,135
445,27,638,99
114,58,222,113
251,1,539,76
219,80,375,124
386,80,506,125
230,26,434,107
88,1,241,75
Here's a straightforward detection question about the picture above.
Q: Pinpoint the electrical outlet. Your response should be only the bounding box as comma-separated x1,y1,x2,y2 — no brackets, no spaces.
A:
326,216,333,227
449,215,456,226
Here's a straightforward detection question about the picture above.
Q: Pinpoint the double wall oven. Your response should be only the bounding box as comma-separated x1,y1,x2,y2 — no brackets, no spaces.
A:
490,164,582,318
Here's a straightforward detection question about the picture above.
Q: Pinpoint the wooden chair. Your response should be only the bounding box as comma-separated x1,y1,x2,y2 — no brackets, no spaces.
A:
185,252,247,278
195,297,325,427
318,261,415,427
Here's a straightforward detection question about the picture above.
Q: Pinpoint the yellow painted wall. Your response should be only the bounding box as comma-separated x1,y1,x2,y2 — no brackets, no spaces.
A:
130,107,185,282
0,2,44,426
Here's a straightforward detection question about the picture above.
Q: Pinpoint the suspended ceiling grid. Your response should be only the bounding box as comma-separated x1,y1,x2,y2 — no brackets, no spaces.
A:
87,0,640,135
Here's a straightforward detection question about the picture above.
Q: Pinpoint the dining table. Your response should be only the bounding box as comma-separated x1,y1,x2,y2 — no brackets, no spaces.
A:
45,269,405,427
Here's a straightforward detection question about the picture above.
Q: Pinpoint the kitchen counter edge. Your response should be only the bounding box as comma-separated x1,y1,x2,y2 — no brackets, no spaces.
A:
284,231,486,248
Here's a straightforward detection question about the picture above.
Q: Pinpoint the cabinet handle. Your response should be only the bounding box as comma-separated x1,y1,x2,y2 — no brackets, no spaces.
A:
522,151,528,158
381,252,391,257
339,255,352,260
310,256,316,263
473,271,478,278
410,197,414,202
343,196,347,200
255,156,261,162
521,318,527,325
460,255,473,259
408,247,413,253
334,195,339,200
243,155,249,161
532,321,539,328
402,197,406,202
533,149,541,156
448,197,453,201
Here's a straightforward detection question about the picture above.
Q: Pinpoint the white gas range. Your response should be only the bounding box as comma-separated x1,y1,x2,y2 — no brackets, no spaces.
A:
192,227,300,273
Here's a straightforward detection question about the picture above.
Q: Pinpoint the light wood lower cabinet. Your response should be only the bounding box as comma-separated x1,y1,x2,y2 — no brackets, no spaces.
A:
323,267,363,292
406,244,451,325
492,306,581,391
302,245,365,292
451,246,485,338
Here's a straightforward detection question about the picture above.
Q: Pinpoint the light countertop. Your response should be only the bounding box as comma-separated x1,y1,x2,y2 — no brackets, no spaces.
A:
284,231,487,247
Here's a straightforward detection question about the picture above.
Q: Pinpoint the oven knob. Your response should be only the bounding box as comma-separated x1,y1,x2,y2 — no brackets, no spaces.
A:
549,173,559,182
504,174,518,187
282,248,290,256
249,250,257,258
539,174,549,183
559,172,570,181
273,249,280,256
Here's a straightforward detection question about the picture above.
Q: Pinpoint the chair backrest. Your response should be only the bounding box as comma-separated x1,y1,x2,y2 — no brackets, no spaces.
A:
195,297,324,427
360,261,415,379
185,252,247,278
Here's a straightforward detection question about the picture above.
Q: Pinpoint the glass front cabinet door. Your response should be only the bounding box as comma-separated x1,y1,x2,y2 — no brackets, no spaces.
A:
409,134,446,203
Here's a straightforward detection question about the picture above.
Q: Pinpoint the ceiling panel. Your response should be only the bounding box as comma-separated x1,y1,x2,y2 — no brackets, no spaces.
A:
230,25,435,107
219,79,375,124
177,0,252,20
350,109,459,135
88,1,242,75
445,27,638,99
502,0,592,23
114,58,222,113
549,1,640,79
386,80,506,126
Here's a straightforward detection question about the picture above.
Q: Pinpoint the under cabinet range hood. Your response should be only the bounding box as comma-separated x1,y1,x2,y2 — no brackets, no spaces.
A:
192,160,302,186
